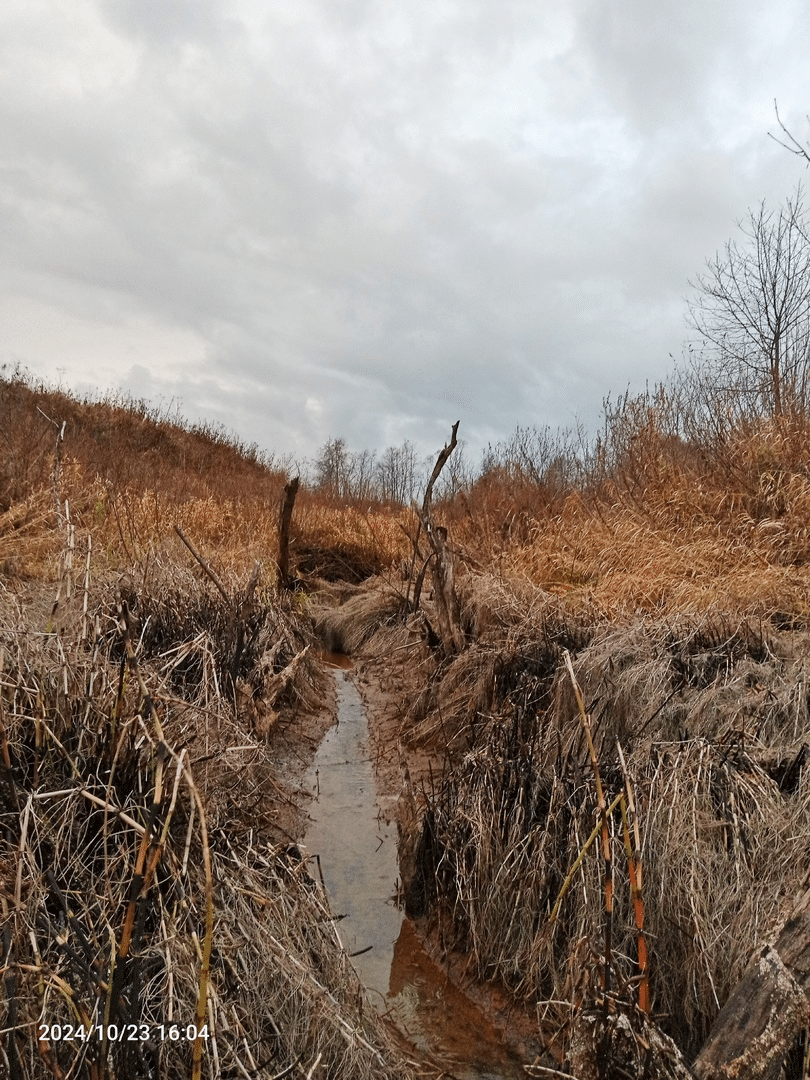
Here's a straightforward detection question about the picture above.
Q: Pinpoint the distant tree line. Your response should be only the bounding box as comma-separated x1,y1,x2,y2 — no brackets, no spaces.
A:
309,436,478,505
309,178,810,513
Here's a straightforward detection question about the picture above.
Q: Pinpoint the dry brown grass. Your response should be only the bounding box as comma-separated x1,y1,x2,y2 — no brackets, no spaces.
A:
0,370,406,586
508,477,810,620
0,544,416,1079
292,497,407,583
0,373,425,1078
429,407,810,626
311,580,407,655
398,575,810,1065
7,367,810,1075
329,406,810,1073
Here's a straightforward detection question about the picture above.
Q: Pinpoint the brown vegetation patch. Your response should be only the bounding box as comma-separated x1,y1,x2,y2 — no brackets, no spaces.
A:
0,563,415,1080
402,592,810,1065
311,579,407,655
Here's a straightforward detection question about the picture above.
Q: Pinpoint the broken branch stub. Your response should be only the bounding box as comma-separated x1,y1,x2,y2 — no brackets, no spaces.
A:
277,475,300,590
413,422,464,657
692,884,810,1080
174,525,262,690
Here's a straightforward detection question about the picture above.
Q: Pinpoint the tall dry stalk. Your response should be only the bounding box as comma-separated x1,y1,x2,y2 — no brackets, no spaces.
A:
564,651,613,1000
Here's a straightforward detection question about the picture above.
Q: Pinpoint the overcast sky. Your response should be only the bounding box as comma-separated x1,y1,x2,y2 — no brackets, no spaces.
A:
2,0,810,467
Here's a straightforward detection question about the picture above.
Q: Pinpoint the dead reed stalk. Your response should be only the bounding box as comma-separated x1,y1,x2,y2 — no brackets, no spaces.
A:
0,542,415,1079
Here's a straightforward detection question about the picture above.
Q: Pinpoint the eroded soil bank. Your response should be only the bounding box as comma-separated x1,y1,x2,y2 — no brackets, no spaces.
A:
352,651,546,1071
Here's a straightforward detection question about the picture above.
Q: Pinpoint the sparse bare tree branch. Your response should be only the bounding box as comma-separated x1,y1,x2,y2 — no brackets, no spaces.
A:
769,100,810,166
687,188,810,420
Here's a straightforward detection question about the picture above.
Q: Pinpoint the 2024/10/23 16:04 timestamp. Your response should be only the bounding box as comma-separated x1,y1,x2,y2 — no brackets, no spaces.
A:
39,1024,210,1043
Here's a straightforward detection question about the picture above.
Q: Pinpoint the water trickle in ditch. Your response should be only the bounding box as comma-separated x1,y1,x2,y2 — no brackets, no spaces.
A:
303,657,403,999
303,659,527,1080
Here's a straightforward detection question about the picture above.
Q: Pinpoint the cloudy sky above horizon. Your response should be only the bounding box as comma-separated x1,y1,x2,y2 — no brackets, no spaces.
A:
2,0,810,467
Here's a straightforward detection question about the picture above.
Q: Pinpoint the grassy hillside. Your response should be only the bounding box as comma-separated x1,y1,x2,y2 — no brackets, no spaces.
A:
0,370,415,1080
0,368,402,585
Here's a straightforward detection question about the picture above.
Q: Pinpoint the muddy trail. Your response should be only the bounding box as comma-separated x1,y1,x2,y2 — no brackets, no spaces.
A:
302,654,530,1079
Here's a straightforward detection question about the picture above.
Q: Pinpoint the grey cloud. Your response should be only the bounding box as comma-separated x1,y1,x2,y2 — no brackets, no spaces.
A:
100,0,228,48
2,0,810,466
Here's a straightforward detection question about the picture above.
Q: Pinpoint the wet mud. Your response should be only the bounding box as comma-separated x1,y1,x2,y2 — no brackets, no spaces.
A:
303,657,528,1079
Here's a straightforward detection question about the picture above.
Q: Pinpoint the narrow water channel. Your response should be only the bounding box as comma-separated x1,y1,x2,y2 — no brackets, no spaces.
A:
303,661,528,1080
303,658,403,999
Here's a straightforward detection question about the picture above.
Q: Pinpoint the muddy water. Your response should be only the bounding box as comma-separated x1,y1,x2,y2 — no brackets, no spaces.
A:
303,659,403,999
303,660,527,1080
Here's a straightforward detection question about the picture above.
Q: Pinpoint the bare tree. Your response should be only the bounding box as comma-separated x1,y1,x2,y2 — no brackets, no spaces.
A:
313,436,359,499
350,448,377,502
483,424,581,494
313,438,380,502
376,441,419,504
687,189,810,420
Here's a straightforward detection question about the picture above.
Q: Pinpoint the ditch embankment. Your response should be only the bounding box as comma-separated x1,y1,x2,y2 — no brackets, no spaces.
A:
309,570,810,1079
302,653,533,1079
5,540,810,1080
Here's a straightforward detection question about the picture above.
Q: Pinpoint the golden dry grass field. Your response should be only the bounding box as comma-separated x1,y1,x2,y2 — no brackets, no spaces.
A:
3,369,810,1079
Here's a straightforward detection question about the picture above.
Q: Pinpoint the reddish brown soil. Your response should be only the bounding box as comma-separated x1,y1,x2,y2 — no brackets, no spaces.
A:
267,663,338,841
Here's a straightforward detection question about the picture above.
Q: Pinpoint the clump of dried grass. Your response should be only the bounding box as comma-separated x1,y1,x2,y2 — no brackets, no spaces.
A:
0,551,415,1079
403,573,592,750
408,588,810,1063
311,580,408,656
480,414,810,623
0,489,66,581
507,491,810,620
292,502,406,583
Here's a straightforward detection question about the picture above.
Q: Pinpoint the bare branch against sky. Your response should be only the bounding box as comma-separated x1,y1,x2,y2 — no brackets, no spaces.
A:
1,0,809,462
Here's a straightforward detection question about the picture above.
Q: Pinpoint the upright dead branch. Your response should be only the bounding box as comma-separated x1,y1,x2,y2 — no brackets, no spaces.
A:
277,475,300,590
565,653,614,1005
36,406,66,528
413,422,464,657
422,420,459,513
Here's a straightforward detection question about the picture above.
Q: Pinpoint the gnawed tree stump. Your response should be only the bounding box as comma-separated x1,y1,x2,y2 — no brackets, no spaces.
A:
567,1001,694,1080
237,644,311,737
566,883,810,1079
